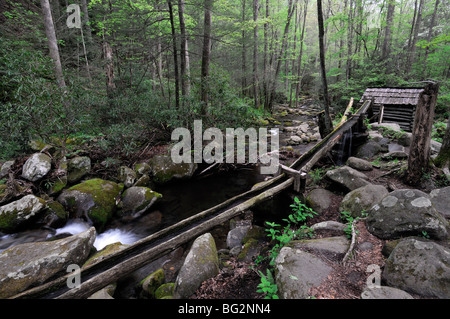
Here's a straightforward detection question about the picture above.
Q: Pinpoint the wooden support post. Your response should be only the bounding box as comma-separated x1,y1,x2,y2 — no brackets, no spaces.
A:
378,104,384,124
279,164,301,193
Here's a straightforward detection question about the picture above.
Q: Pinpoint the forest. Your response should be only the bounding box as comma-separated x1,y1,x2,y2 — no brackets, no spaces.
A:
0,0,449,161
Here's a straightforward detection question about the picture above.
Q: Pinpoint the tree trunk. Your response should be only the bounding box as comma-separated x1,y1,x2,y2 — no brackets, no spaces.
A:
435,116,450,168
317,0,333,137
423,0,440,79
406,0,424,76
406,82,440,185
253,0,259,108
295,0,308,108
200,0,213,114
178,0,190,98
80,0,93,45
168,0,180,109
381,0,395,61
263,0,269,107
241,0,248,97
346,0,354,85
267,0,297,111
40,0,66,89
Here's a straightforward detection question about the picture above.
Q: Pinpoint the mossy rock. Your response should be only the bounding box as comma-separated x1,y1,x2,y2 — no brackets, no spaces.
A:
83,242,128,267
140,268,165,298
67,156,91,184
57,178,123,230
118,186,162,218
149,155,197,184
155,283,175,299
0,195,47,233
37,200,68,228
237,238,259,262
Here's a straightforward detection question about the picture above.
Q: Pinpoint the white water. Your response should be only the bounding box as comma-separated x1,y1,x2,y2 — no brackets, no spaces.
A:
53,219,141,251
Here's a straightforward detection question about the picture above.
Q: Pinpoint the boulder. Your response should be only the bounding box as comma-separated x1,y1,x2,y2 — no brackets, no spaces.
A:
134,162,151,177
173,233,219,298
0,227,95,298
226,225,250,249
0,160,14,179
150,155,197,184
288,236,350,260
346,157,373,171
325,166,371,192
382,238,450,299
275,247,332,299
67,156,91,184
366,189,448,240
22,153,52,182
0,195,47,233
361,286,414,299
355,140,387,159
430,187,450,219
381,151,408,160
155,283,175,299
57,178,123,229
371,122,402,132
118,186,162,218
88,284,116,299
339,184,389,218
305,188,334,214
36,200,68,228
140,268,165,298
310,221,347,233
118,166,136,188
47,158,68,195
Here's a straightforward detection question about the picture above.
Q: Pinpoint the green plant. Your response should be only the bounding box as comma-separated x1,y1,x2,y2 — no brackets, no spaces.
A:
340,211,359,239
256,269,279,299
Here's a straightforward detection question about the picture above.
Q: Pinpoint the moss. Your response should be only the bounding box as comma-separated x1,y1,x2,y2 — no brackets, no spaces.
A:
83,242,126,267
66,178,122,229
237,238,259,261
155,283,175,299
140,268,165,298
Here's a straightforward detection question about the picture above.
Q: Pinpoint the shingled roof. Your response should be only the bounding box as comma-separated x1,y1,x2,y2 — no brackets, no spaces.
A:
359,88,425,105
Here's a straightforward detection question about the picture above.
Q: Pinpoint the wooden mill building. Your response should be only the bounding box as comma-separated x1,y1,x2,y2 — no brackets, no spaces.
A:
359,87,426,132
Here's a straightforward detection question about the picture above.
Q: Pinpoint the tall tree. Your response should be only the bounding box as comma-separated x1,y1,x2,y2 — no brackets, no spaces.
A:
168,0,180,109
381,0,395,61
317,0,333,137
253,0,260,108
201,0,213,114
40,0,66,89
406,0,424,76
178,0,191,98
423,0,440,79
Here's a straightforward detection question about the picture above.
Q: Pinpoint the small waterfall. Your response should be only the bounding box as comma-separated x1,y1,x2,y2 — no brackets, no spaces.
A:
336,127,353,166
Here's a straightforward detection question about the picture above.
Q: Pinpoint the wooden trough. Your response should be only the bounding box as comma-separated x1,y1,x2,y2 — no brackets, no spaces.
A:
359,87,426,132
11,100,372,299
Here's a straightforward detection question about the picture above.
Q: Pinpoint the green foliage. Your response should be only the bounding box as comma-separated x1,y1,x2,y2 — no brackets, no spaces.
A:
257,269,279,299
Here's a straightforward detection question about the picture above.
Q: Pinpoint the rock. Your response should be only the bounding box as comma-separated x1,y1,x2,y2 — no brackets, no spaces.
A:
0,195,47,233
371,122,402,132
430,186,450,219
305,188,334,214
67,156,91,183
0,227,95,298
47,158,68,195
133,174,151,187
310,221,347,233
22,153,52,182
381,151,408,160
236,238,260,262
226,225,250,249
173,233,219,299
140,268,165,298
288,236,350,259
382,238,450,299
290,135,302,144
397,132,412,147
0,160,14,179
325,166,371,192
118,186,162,218
57,178,123,229
83,242,128,267
430,140,442,154
155,283,175,299
361,286,414,299
134,162,151,177
118,166,136,188
355,140,387,159
339,184,389,218
88,284,116,299
366,189,448,240
150,155,197,184
274,247,332,299
36,200,68,228
346,157,373,171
